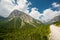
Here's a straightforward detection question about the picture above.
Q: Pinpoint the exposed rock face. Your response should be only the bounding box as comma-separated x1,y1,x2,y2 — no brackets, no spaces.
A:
8,10,33,23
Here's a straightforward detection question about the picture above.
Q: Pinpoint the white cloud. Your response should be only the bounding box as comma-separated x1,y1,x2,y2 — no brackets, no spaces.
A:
0,0,41,20
29,7,41,19
52,2,60,8
43,9,60,22
0,0,31,17
29,2,60,23
38,2,60,23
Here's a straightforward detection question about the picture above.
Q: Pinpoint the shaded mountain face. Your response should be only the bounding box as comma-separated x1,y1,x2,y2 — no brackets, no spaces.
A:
51,16,60,25
51,16,60,23
0,10,50,40
47,15,60,24
0,16,5,21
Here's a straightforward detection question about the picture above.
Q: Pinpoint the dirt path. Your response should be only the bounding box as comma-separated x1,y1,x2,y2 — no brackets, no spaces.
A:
49,25,60,40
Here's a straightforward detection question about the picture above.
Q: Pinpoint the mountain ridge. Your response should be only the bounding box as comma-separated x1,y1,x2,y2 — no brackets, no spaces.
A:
8,10,36,23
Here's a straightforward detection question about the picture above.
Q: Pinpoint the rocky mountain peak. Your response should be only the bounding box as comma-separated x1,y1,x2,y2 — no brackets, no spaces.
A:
8,10,33,23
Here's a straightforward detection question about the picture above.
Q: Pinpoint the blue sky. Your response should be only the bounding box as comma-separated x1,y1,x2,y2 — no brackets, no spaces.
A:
27,0,60,13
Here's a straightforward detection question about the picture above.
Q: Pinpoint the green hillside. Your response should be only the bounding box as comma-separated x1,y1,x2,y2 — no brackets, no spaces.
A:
0,10,50,40
53,21,60,26
0,17,50,40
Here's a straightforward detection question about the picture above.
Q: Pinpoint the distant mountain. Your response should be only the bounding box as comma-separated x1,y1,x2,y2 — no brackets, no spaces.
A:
51,16,60,25
0,10,50,40
47,15,60,24
0,16,5,21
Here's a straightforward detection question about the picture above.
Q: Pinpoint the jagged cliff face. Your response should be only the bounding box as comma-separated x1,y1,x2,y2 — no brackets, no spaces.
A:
8,10,33,23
